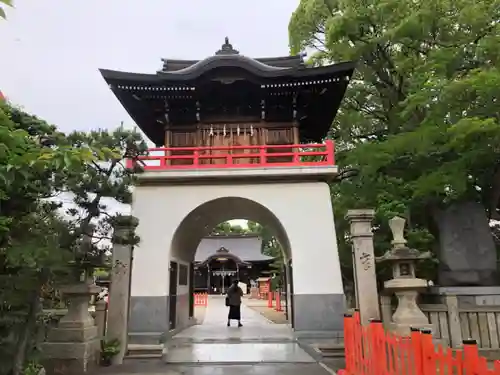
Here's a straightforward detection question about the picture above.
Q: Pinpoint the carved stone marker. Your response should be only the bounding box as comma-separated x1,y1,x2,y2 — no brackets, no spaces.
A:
434,201,497,286
345,209,380,324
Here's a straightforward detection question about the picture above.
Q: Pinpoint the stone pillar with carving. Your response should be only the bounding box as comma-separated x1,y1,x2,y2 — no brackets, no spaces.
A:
106,215,139,365
41,282,101,375
377,216,432,336
345,209,380,325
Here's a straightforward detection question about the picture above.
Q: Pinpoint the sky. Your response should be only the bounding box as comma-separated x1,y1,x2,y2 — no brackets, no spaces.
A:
0,0,300,137
0,0,301,227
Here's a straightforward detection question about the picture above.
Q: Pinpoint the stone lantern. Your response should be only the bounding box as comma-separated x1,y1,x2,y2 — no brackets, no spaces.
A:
377,216,433,336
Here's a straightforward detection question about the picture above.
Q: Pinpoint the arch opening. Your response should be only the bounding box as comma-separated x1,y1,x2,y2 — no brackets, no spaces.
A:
170,196,292,264
168,197,293,328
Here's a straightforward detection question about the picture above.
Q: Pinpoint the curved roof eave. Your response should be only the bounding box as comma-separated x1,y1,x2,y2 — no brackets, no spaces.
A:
160,55,304,72
99,60,357,84
197,252,251,267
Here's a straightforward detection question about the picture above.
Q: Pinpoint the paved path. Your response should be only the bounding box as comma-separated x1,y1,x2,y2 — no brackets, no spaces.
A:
172,295,293,343
98,296,334,375
165,296,315,364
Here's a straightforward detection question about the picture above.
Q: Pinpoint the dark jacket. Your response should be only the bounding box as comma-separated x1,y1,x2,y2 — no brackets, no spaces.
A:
226,284,243,306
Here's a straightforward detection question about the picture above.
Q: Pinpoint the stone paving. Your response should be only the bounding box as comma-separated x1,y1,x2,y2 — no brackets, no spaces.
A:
171,296,293,343
97,296,334,375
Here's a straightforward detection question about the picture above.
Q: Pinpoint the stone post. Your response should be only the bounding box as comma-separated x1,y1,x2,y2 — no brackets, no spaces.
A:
94,300,107,339
41,282,101,375
345,209,380,325
106,217,138,365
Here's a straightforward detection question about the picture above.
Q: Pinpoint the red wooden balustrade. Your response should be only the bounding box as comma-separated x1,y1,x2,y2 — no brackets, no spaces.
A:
342,311,500,375
126,140,335,171
193,293,208,306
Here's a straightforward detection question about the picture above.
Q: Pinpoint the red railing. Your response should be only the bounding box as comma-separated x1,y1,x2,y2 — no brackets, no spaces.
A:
342,311,500,375
126,141,335,171
194,293,208,306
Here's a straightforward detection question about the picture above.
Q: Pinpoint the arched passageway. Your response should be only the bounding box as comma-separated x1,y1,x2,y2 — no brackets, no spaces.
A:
170,196,292,262
168,197,292,330
128,181,344,340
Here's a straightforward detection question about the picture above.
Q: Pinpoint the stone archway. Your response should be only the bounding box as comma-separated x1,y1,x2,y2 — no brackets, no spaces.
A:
127,181,345,340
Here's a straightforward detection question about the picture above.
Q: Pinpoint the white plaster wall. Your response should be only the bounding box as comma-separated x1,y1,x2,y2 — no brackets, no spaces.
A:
130,181,343,298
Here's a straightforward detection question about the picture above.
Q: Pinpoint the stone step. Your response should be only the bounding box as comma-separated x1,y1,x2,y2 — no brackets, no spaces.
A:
314,344,345,358
128,332,164,345
126,344,164,359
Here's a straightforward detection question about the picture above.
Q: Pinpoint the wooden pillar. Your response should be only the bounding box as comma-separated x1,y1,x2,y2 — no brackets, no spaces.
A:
292,123,299,144
445,295,462,347
207,265,211,294
164,126,171,165
345,209,380,325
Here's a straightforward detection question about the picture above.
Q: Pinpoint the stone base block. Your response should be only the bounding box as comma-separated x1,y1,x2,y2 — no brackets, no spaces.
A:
42,339,100,375
293,293,345,332
388,322,433,337
42,357,98,375
129,295,169,333
47,325,98,342
42,339,100,358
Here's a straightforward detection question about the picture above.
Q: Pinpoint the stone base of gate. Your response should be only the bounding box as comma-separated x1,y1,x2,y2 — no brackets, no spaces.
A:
293,293,345,333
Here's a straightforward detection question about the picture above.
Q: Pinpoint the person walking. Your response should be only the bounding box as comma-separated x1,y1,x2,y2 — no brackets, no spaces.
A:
226,279,243,327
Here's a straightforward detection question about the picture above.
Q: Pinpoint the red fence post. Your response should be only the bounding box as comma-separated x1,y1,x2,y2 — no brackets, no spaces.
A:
419,329,436,375
267,291,273,308
193,150,199,166
410,328,425,375
274,291,282,312
259,145,266,165
369,319,385,375
343,313,354,375
352,311,362,375
463,339,480,375
325,140,335,164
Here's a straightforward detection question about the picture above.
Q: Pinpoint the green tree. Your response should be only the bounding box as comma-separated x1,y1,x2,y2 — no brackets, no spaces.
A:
60,126,147,281
0,103,91,375
211,222,248,235
289,0,500,286
246,221,285,287
0,0,12,19
0,102,147,374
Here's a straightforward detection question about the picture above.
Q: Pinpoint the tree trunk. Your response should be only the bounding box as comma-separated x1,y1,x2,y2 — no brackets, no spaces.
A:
12,272,44,375
433,201,498,286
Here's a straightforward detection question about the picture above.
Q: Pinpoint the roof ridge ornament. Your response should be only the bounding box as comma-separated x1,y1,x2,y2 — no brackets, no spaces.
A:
215,37,239,55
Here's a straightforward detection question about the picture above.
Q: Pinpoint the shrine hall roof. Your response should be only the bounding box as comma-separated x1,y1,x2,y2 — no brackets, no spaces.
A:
195,235,274,263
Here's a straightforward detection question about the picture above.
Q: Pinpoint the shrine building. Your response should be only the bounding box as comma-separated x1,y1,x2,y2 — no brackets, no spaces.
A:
101,38,355,343
193,234,274,295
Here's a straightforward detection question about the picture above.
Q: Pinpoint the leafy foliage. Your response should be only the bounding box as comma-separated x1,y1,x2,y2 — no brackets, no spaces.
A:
59,126,147,280
0,102,146,374
289,0,500,285
0,0,13,19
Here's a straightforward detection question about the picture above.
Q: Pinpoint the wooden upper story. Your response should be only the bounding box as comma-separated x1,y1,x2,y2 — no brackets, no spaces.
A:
101,38,355,169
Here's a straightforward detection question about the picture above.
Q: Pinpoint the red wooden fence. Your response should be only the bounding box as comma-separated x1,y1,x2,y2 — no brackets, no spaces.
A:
194,293,208,306
126,141,335,171
342,311,500,375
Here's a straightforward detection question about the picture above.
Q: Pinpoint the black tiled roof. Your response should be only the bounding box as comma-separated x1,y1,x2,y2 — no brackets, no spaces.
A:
195,235,274,263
